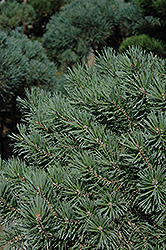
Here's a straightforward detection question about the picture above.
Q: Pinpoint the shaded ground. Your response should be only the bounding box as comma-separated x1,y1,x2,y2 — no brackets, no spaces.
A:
0,101,21,159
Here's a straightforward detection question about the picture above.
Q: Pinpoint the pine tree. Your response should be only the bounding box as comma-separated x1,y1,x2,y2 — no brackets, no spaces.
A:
0,29,60,104
0,47,166,249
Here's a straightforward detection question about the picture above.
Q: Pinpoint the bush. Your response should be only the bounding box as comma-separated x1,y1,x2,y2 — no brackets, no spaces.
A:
118,1,159,37
0,1,35,31
5,0,73,37
27,0,73,21
136,0,166,20
119,34,166,57
24,0,73,36
0,29,59,103
43,0,160,69
136,0,166,44
0,47,166,249
43,0,120,68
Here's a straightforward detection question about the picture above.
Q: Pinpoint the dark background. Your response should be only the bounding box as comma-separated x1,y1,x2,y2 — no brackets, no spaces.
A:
0,101,20,159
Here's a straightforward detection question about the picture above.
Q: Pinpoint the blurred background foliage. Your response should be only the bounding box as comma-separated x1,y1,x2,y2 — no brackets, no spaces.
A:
136,0,166,21
1,0,165,69
0,0,166,100
0,29,59,103
0,1,36,32
119,34,166,57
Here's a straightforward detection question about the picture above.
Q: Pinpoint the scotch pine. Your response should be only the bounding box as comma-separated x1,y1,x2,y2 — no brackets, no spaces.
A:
0,47,166,249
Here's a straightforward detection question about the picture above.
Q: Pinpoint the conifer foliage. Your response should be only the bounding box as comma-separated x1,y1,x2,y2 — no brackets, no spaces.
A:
43,0,159,69
0,47,166,249
0,1,35,31
43,0,120,67
0,29,58,104
119,34,166,58
136,0,166,21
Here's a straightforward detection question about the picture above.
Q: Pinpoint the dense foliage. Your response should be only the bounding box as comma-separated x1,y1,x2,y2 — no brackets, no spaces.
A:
118,0,159,38
136,0,166,20
119,34,166,57
27,0,64,20
43,0,160,69
0,0,163,68
0,29,58,103
43,0,120,68
0,1,35,31
0,47,166,249
5,0,73,36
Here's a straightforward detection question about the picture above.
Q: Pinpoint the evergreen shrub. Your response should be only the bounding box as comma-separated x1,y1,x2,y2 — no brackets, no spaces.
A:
136,0,166,45
0,1,35,31
22,0,72,36
43,0,120,68
118,1,159,38
0,47,166,249
43,0,160,69
26,0,73,20
0,29,59,104
119,34,166,58
136,0,166,20
27,0,64,20
4,0,73,37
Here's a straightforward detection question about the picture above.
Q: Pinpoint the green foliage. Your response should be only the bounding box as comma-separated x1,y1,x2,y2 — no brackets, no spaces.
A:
135,0,166,47
119,1,159,37
0,47,166,249
27,0,73,21
25,0,73,36
43,0,159,69
5,0,73,36
0,1,35,31
8,0,73,20
43,0,120,68
0,29,59,103
27,0,63,20
119,34,166,57
136,0,166,20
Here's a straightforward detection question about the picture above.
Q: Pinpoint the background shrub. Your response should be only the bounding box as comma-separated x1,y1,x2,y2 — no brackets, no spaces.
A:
0,29,60,103
136,0,166,42
119,34,166,57
0,1,35,31
43,0,121,68
43,0,161,70
118,0,159,38
5,0,73,37
136,0,166,20
23,0,73,36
